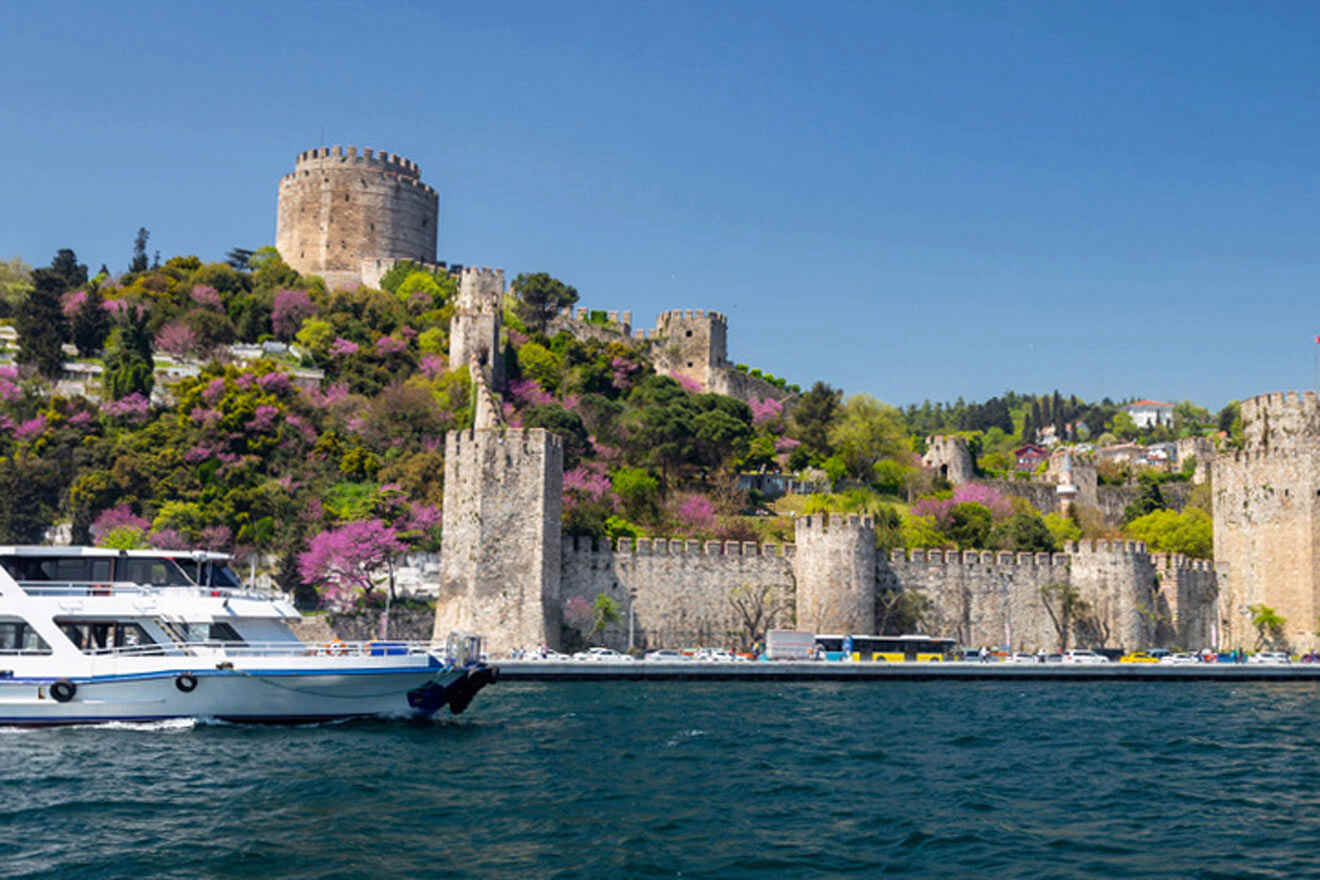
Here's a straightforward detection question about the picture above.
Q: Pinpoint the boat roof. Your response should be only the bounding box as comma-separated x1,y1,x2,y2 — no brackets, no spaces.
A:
0,546,232,562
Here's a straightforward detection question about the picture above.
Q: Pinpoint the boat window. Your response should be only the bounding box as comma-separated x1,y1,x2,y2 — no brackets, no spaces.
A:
209,622,244,643
118,558,192,587
175,559,201,585
0,556,112,583
0,617,52,655
54,620,157,654
209,566,243,588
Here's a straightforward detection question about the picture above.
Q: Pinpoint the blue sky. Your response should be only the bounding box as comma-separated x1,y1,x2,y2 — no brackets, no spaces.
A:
3,1,1317,411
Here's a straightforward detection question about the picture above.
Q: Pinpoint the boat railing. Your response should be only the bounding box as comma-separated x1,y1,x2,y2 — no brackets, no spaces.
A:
81,639,443,659
15,580,285,602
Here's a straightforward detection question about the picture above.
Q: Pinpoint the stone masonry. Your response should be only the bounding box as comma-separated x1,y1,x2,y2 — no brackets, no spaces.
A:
1213,391,1320,651
276,146,438,290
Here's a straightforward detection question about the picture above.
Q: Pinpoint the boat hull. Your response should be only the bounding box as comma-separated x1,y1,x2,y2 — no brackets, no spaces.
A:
0,666,471,726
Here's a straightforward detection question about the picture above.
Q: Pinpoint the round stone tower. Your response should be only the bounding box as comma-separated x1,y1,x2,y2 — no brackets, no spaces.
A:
275,146,438,290
921,435,974,485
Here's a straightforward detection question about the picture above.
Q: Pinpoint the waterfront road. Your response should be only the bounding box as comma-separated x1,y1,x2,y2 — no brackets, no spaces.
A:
497,660,1320,682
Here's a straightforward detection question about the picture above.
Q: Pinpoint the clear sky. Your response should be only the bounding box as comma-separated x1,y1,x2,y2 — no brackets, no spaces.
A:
3,1,1317,411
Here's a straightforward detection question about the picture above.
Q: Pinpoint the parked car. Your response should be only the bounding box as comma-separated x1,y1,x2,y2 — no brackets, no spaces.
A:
573,647,634,662
1062,649,1109,664
1119,651,1160,664
1009,652,1041,664
644,649,689,662
1161,652,1199,664
1248,651,1291,664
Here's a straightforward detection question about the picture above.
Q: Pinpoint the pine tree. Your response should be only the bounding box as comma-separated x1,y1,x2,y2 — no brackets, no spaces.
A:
15,265,71,378
103,306,155,400
71,285,110,356
130,228,149,273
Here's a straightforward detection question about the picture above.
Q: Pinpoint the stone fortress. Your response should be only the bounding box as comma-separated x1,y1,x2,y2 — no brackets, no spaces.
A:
276,146,1312,655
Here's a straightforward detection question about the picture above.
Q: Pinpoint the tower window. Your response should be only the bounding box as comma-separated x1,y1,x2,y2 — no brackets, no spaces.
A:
687,362,693,368
685,330,693,337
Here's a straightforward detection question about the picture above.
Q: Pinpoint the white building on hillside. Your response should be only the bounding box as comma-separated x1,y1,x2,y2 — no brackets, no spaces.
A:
1125,399,1173,428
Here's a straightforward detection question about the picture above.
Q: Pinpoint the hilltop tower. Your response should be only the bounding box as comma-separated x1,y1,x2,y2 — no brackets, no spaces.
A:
433,427,564,654
449,266,505,391
1213,391,1320,651
653,310,729,389
793,514,877,634
275,146,438,290
921,435,974,485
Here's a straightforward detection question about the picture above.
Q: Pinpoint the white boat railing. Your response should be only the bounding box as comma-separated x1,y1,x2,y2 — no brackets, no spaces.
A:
15,580,284,602
79,639,443,660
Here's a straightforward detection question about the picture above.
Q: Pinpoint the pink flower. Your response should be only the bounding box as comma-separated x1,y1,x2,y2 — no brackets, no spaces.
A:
329,337,359,358
61,290,87,317
235,373,255,389
69,410,95,427
184,444,216,464
272,289,315,339
374,335,407,356
675,493,716,532
419,354,446,379
671,372,703,394
775,436,801,452
103,393,150,423
251,405,280,432
610,356,640,390
750,397,784,427
91,505,150,542
190,407,221,425
257,371,293,396
191,285,223,310
509,378,554,407
0,377,21,403
14,416,46,441
201,378,226,404
155,321,197,358
564,466,612,501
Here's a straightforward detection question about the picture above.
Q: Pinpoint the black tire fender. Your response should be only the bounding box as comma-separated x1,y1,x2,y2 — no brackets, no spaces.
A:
175,673,199,693
51,679,77,703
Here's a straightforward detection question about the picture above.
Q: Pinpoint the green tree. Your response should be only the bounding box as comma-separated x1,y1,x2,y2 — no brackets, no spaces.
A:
16,254,76,377
103,307,155,400
1125,508,1212,558
130,227,150,273
0,256,32,316
590,594,621,640
611,467,660,520
947,502,993,549
791,381,842,458
522,404,590,469
827,394,910,480
1112,410,1140,440
512,272,578,335
71,285,111,356
1249,603,1286,650
992,511,1057,552
1122,480,1166,525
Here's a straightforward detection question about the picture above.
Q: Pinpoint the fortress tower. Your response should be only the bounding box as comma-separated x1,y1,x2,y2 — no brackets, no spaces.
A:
1213,391,1320,651
275,146,438,290
921,435,974,485
793,514,876,634
433,428,564,654
653,310,729,389
450,267,505,391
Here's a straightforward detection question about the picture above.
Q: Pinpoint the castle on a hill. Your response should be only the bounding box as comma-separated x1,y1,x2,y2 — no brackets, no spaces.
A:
275,145,1318,655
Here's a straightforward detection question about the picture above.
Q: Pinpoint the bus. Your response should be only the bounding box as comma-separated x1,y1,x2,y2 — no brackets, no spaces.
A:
813,634,957,662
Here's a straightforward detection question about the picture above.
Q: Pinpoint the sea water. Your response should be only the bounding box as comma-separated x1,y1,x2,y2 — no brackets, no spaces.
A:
3,681,1319,879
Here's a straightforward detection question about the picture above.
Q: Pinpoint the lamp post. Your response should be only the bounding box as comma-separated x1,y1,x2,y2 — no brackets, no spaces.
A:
628,588,637,652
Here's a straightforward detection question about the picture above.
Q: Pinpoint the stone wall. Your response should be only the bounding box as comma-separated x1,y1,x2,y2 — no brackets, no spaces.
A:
983,478,1194,524
558,536,796,651
449,267,506,388
275,145,438,290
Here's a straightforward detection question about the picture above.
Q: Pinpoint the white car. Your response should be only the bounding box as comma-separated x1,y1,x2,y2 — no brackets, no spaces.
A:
644,649,689,662
1160,652,1200,664
572,647,634,662
1061,649,1109,664
1248,651,1291,664
1009,652,1042,664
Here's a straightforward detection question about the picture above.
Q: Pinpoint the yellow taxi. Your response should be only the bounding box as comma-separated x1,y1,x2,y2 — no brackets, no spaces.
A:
1119,651,1160,664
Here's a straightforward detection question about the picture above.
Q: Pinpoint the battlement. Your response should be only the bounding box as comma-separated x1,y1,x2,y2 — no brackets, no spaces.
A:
448,426,562,455
1150,552,1214,572
796,513,874,533
656,309,728,326
292,145,422,178
1064,539,1148,555
456,267,506,311
886,548,1069,567
561,535,793,557
1242,390,1320,410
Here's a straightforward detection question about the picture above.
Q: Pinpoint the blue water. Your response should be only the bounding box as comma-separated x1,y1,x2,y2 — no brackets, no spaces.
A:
3,681,1320,879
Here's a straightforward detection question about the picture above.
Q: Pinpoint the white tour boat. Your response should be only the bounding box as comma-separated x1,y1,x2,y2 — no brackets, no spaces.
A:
0,546,497,726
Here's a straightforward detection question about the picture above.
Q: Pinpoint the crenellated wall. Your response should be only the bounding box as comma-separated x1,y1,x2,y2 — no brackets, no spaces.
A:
275,145,438,290
558,536,796,650
449,266,506,389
